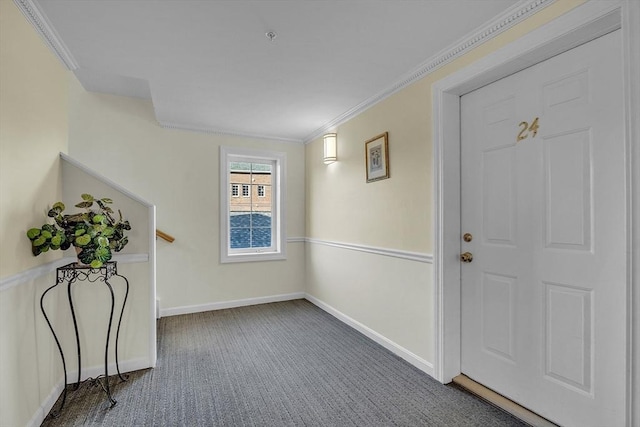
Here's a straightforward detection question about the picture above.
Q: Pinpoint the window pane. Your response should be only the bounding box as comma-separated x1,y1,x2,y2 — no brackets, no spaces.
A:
229,213,272,248
251,212,271,227
228,161,273,250
251,227,271,248
251,163,272,174
230,227,250,249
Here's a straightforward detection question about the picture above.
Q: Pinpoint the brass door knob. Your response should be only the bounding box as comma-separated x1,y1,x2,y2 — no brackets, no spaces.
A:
460,252,473,263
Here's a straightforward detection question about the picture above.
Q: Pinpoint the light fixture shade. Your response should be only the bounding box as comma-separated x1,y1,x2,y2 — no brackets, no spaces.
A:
323,133,337,164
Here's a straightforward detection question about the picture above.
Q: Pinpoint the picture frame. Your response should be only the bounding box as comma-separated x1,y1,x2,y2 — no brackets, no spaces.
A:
365,132,389,183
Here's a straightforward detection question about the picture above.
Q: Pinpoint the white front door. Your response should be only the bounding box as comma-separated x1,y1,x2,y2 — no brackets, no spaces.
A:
460,30,626,427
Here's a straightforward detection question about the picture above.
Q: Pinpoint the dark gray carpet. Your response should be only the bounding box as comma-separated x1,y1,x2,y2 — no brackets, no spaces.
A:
42,299,526,426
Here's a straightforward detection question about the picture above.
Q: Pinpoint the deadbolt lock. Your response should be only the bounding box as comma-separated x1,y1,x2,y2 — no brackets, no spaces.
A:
463,233,473,242
460,252,473,263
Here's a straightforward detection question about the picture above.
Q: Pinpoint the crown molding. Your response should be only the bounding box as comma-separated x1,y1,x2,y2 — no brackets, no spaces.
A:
13,0,78,70
15,0,555,144
303,0,556,144
159,121,304,144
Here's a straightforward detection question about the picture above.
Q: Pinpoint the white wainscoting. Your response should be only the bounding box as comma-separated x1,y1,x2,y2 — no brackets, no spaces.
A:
305,239,435,378
305,294,435,377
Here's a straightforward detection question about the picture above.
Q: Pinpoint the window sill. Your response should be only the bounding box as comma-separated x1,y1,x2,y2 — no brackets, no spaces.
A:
221,251,287,264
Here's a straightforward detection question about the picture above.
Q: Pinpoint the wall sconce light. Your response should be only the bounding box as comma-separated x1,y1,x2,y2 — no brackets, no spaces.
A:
323,133,337,164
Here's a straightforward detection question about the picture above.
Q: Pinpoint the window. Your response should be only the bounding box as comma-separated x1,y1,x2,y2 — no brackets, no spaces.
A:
220,146,286,263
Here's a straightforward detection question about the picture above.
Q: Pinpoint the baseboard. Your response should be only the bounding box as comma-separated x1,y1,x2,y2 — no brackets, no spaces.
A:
69,357,152,383
27,377,65,427
26,357,151,427
304,293,435,378
159,292,306,317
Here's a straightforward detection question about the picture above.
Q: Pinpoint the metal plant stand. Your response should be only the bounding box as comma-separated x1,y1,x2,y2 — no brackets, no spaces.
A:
40,261,129,417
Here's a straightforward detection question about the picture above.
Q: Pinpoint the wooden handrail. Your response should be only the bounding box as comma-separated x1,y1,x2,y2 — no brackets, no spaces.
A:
156,229,175,243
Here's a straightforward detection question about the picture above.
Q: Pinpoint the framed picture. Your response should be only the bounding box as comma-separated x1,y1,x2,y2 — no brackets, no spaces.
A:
365,132,389,183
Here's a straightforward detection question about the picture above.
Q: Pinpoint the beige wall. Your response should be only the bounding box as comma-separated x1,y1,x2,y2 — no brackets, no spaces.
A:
67,77,306,311
305,0,585,364
0,0,69,277
0,1,69,425
307,92,432,253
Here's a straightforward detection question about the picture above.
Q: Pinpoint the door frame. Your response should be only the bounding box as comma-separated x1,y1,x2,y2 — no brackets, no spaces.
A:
432,0,639,424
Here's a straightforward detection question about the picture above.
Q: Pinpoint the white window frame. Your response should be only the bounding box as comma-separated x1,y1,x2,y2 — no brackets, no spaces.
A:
220,146,286,263
242,184,250,197
257,185,265,197
231,184,239,197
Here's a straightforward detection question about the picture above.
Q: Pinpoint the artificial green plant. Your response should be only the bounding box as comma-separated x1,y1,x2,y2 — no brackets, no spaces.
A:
26,193,131,268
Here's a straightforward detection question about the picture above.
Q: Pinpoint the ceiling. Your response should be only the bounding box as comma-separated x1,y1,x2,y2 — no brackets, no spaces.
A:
31,0,522,143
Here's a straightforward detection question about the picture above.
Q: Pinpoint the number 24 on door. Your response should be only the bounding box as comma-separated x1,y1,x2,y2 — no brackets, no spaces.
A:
517,117,540,142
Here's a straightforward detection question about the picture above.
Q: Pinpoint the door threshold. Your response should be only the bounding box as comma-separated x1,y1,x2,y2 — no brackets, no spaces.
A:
452,375,558,427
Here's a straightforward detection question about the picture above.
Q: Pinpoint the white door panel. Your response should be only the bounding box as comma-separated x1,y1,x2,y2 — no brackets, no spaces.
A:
461,30,625,427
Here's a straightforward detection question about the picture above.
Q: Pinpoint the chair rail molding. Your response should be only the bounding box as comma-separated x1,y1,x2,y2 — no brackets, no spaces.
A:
0,254,150,292
305,238,433,264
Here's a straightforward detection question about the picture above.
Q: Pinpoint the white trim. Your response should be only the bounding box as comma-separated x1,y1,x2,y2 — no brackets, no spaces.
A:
0,257,71,292
0,253,149,292
148,206,157,368
219,146,287,264
433,0,637,423
159,121,303,144
302,0,556,143
305,237,433,264
13,0,78,70
26,378,64,427
286,236,306,243
622,0,640,424
159,292,305,317
111,253,149,264
305,294,435,378
432,89,462,383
